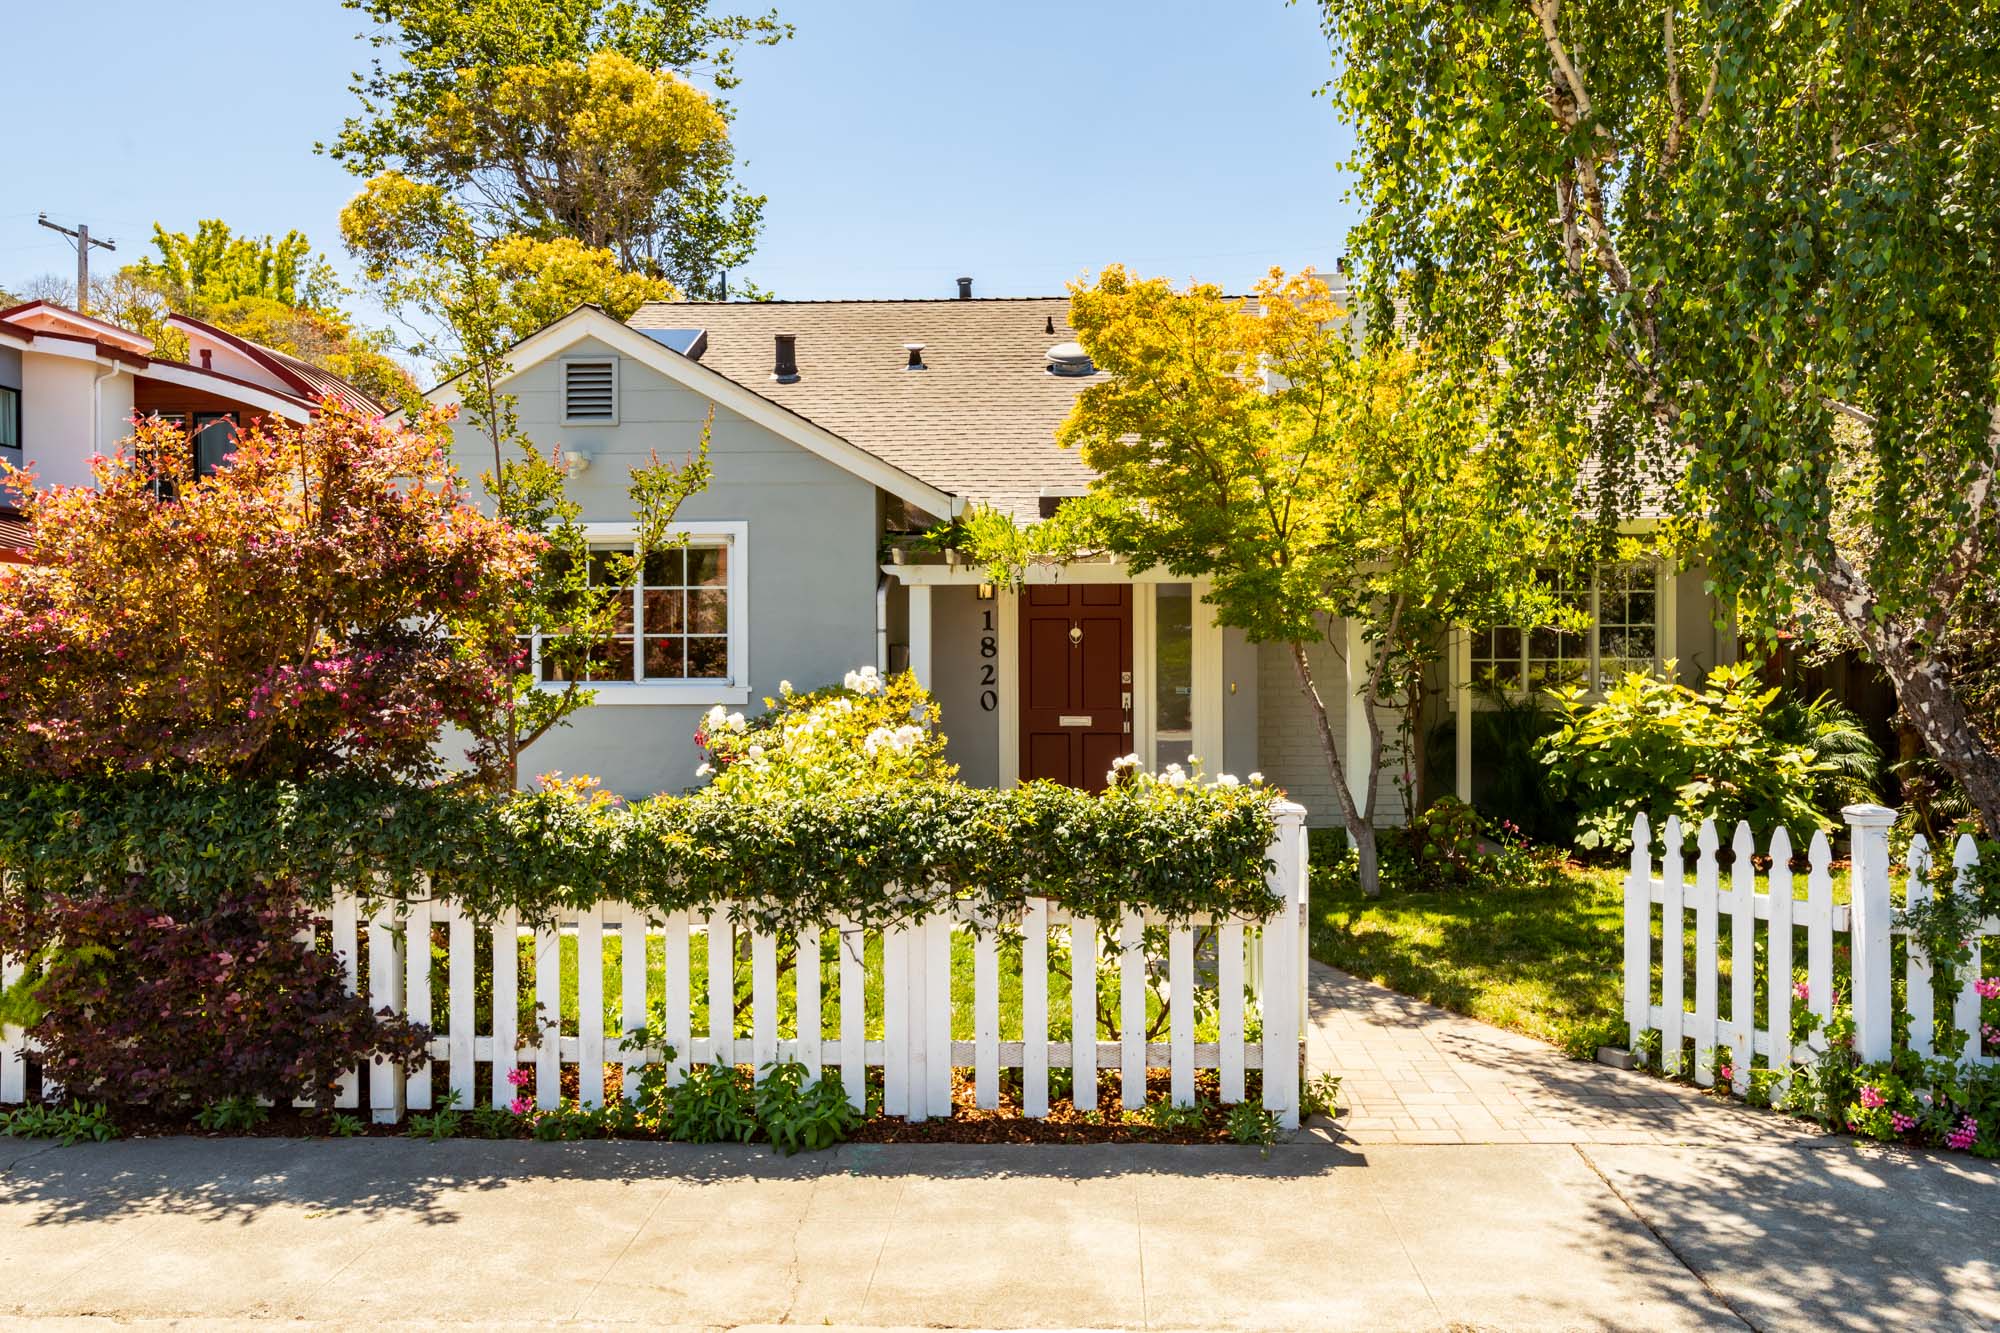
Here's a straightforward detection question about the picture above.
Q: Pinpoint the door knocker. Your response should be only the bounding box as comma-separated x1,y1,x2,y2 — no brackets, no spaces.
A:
1068,624,1084,646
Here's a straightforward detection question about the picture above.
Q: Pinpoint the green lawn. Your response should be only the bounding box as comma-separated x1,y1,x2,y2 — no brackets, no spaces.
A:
1307,836,1856,1060
424,923,1260,1051
1309,862,1630,1057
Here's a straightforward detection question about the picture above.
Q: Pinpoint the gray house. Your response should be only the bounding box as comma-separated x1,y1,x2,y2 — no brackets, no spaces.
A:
428,287,1741,824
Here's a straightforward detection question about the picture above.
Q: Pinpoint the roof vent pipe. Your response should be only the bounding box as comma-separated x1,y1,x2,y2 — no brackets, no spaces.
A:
904,342,927,371
956,276,973,300
772,332,800,383
1045,315,1055,335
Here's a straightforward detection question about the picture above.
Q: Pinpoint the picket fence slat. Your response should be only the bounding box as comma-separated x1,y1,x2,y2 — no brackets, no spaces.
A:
1953,836,1987,1062
1907,839,1935,1060
1169,926,1195,1107
665,913,690,1085
1661,816,1686,1072
1219,920,1245,1104
2,804,1312,1125
1023,900,1050,1118
534,922,561,1111
449,908,476,1106
838,920,865,1111
1728,822,1755,1096
623,908,652,1091
368,902,406,1124
974,923,999,1110
1119,910,1146,1110
1072,915,1099,1112
797,924,822,1081
491,910,518,1108
1624,806,1992,1093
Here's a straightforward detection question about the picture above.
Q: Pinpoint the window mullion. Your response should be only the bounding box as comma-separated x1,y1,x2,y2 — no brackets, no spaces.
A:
1589,570,1602,694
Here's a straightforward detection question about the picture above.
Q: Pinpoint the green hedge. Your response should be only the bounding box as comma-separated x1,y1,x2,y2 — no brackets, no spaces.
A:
0,775,1281,935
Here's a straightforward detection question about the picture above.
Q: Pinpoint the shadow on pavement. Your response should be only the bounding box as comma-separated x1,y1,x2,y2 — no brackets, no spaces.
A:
0,1133,1366,1228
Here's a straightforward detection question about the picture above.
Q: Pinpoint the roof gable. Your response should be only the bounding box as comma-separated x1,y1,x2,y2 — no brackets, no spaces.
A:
422,304,960,519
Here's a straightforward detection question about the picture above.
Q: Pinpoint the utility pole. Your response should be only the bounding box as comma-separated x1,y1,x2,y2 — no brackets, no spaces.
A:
36,215,117,314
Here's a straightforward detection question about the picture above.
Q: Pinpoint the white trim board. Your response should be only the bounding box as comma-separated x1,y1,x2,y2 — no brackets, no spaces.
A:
422,305,960,521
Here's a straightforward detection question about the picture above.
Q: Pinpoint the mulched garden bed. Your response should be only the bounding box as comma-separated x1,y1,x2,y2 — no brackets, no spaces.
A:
33,1064,1291,1147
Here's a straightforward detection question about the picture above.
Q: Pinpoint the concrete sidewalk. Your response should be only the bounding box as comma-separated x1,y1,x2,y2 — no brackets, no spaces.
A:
1,1132,1995,1330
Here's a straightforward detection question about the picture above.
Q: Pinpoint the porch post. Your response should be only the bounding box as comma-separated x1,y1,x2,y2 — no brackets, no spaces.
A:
908,584,933,691
1344,618,1370,826
1455,627,1473,803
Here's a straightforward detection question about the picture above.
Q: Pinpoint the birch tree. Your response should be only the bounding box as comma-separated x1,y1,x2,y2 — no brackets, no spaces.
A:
1317,0,2000,830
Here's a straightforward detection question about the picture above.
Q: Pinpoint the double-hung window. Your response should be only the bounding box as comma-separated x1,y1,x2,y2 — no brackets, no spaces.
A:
0,386,19,451
530,521,748,703
1470,562,1665,695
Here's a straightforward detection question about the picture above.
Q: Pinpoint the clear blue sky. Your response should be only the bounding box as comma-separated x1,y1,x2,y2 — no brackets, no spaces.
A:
2,0,1354,314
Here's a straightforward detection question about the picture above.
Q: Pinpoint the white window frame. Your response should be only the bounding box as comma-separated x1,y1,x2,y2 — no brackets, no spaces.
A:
531,519,750,705
1465,559,1674,702
559,356,620,427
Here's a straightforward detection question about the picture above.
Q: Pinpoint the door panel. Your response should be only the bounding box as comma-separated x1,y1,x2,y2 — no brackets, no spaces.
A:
1017,584,1132,790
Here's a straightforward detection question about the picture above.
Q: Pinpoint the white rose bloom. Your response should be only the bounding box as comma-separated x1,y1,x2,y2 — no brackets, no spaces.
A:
1215,774,1240,787
695,762,714,777
1248,772,1265,784
727,711,746,731
779,679,793,694
747,745,765,760
704,704,727,727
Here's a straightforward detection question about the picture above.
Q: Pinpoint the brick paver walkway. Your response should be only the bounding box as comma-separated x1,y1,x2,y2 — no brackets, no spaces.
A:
1305,961,1830,1147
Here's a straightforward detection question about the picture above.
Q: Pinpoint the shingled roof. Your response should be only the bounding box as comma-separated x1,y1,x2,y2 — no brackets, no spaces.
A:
629,297,1101,519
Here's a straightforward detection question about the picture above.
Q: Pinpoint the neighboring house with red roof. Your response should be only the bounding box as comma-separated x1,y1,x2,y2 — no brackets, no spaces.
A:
421,282,1742,820
0,301,379,561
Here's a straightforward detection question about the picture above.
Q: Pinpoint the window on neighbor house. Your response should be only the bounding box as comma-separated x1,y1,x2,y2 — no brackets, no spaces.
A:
192,412,239,477
0,386,18,449
1470,563,1663,694
536,540,733,684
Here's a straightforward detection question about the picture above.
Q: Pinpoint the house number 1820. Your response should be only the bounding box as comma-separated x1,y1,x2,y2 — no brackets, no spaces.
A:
978,607,998,711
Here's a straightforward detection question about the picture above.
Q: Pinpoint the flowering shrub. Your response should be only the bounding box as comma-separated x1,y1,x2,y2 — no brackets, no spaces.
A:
0,411,539,783
694,667,954,798
0,880,430,1112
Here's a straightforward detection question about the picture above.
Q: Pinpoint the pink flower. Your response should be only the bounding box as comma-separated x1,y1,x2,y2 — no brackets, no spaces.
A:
507,1097,532,1116
1859,1085,1886,1110
505,1067,530,1087
1947,1116,1979,1152
1717,1063,1734,1083
1792,980,1811,1002
1891,1112,1917,1134
1974,978,2000,1001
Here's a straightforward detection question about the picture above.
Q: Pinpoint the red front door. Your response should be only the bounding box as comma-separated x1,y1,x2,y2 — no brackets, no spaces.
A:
1020,584,1132,790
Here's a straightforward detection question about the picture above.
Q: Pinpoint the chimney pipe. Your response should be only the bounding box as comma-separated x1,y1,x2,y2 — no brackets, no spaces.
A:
956,276,973,300
772,333,799,383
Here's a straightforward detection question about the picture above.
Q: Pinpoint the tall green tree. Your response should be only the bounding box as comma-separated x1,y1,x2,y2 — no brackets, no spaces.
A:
1317,0,2000,832
344,179,712,787
1057,267,1580,893
327,0,785,296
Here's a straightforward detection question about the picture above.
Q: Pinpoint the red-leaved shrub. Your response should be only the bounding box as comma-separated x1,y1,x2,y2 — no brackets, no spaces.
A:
3,882,428,1112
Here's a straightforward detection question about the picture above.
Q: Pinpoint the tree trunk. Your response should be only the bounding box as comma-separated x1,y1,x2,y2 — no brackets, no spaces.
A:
1288,639,1382,897
1872,641,2000,834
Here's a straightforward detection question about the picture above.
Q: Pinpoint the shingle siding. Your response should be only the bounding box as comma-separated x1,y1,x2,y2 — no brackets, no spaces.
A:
1255,628,1409,830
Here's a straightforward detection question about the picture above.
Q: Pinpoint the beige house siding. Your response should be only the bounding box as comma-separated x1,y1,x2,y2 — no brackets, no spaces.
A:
1254,629,1409,830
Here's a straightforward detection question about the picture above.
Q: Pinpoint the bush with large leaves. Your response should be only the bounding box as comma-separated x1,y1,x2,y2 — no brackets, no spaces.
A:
1539,664,1840,852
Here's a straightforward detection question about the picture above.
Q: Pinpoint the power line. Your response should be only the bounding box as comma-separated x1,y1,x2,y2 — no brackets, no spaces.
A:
35,215,117,314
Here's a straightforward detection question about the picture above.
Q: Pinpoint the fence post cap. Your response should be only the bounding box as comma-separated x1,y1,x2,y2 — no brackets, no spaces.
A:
1270,799,1308,821
1841,803,1898,829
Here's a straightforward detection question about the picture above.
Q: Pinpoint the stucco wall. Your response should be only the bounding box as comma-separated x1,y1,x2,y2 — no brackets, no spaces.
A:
448,335,881,798
19,353,103,490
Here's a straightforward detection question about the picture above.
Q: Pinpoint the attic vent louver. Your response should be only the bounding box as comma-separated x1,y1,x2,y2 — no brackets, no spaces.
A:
562,359,617,422
1045,341,1095,377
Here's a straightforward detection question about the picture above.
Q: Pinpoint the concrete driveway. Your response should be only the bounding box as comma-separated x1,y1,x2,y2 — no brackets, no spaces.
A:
0,966,1991,1330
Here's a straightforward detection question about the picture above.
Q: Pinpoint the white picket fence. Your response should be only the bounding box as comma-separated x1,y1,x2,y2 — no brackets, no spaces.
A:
1624,802,1993,1094
1,801,1310,1128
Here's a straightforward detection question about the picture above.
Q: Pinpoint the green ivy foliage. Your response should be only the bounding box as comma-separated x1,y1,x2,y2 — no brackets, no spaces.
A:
0,772,1281,937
